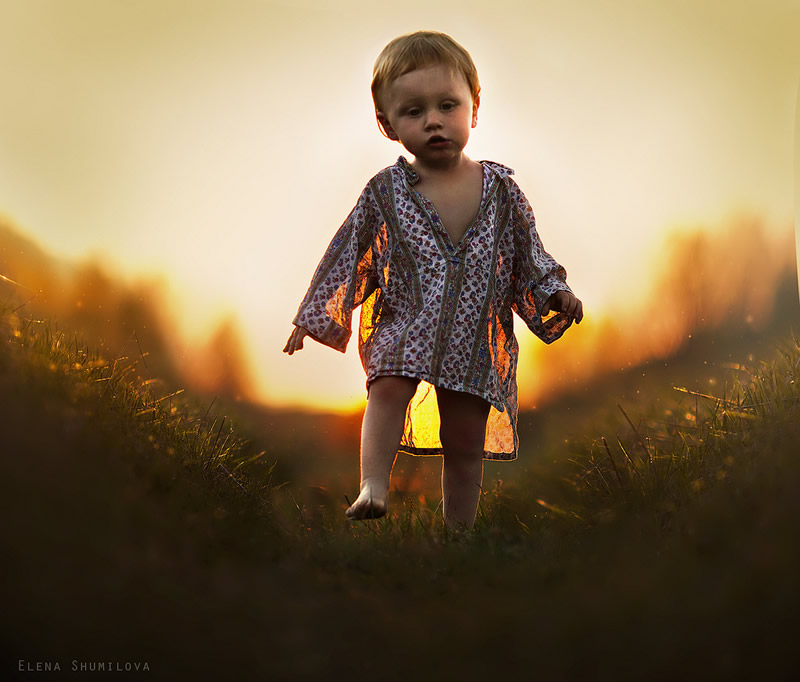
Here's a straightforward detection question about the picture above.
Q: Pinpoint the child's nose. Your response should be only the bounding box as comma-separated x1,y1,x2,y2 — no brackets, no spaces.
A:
424,111,443,129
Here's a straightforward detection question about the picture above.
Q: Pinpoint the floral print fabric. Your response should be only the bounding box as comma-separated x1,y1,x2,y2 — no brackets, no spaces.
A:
293,156,573,460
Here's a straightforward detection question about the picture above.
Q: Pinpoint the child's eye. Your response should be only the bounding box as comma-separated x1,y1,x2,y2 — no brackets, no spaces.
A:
441,102,456,111
406,107,421,117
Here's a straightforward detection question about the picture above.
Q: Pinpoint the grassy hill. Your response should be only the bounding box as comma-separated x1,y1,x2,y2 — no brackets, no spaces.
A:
2,283,800,681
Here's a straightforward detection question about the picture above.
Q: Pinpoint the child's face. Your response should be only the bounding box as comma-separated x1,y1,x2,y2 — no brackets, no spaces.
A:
376,63,479,168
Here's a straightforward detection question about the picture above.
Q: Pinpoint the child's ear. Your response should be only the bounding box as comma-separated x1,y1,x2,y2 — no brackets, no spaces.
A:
471,94,480,128
376,111,399,141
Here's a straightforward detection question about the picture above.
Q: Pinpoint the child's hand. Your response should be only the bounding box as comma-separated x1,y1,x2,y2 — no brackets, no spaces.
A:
283,325,309,355
541,291,583,324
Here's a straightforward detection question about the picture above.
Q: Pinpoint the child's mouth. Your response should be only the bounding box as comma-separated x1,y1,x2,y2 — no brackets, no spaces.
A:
427,136,449,147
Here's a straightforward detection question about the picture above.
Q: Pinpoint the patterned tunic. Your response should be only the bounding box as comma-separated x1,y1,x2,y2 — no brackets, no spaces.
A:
293,156,574,460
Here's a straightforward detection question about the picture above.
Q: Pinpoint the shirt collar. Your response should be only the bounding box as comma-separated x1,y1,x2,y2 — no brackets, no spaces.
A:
395,155,514,185
396,156,419,185
480,160,515,178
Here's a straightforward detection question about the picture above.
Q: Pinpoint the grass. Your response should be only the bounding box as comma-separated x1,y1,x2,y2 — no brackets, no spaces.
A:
2,301,800,681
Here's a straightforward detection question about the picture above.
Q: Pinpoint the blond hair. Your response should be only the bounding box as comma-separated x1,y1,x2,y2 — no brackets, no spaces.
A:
371,31,480,113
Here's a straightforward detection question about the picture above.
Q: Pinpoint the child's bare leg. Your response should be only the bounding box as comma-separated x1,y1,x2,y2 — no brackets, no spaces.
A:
346,376,418,520
436,387,491,530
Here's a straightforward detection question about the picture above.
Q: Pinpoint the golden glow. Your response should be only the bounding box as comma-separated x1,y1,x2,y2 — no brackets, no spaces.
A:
518,217,796,408
1,1,798,412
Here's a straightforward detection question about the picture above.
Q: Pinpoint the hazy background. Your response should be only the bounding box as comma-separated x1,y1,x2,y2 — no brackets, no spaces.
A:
1,0,798,412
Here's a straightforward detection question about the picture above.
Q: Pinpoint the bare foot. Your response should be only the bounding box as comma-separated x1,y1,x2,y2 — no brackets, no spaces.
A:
346,481,387,520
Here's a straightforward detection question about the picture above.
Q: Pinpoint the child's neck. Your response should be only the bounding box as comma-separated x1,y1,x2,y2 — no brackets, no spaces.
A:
409,153,484,246
411,152,478,183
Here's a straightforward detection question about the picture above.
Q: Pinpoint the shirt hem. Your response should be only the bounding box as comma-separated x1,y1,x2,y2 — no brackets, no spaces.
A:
398,444,518,461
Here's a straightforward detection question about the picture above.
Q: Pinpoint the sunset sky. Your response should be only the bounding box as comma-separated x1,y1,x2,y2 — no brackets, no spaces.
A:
1,0,798,410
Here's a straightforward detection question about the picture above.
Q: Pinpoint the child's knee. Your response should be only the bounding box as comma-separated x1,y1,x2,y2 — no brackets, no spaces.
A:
367,376,418,410
442,441,484,483
437,389,489,454
439,413,487,455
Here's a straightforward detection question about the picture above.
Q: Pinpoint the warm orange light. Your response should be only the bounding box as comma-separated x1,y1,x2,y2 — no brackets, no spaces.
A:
517,217,795,408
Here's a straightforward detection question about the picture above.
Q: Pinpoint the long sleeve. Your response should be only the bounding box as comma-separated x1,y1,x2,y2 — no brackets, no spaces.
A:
508,178,573,344
292,186,379,353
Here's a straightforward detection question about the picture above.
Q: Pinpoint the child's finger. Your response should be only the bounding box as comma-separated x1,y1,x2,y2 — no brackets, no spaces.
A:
283,328,302,354
563,298,583,324
566,298,577,318
285,327,309,354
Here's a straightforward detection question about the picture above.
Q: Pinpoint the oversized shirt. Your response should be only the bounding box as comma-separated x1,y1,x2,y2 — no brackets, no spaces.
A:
294,156,573,460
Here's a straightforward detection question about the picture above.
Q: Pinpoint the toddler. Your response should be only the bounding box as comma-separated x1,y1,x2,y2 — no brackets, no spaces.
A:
284,31,582,530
